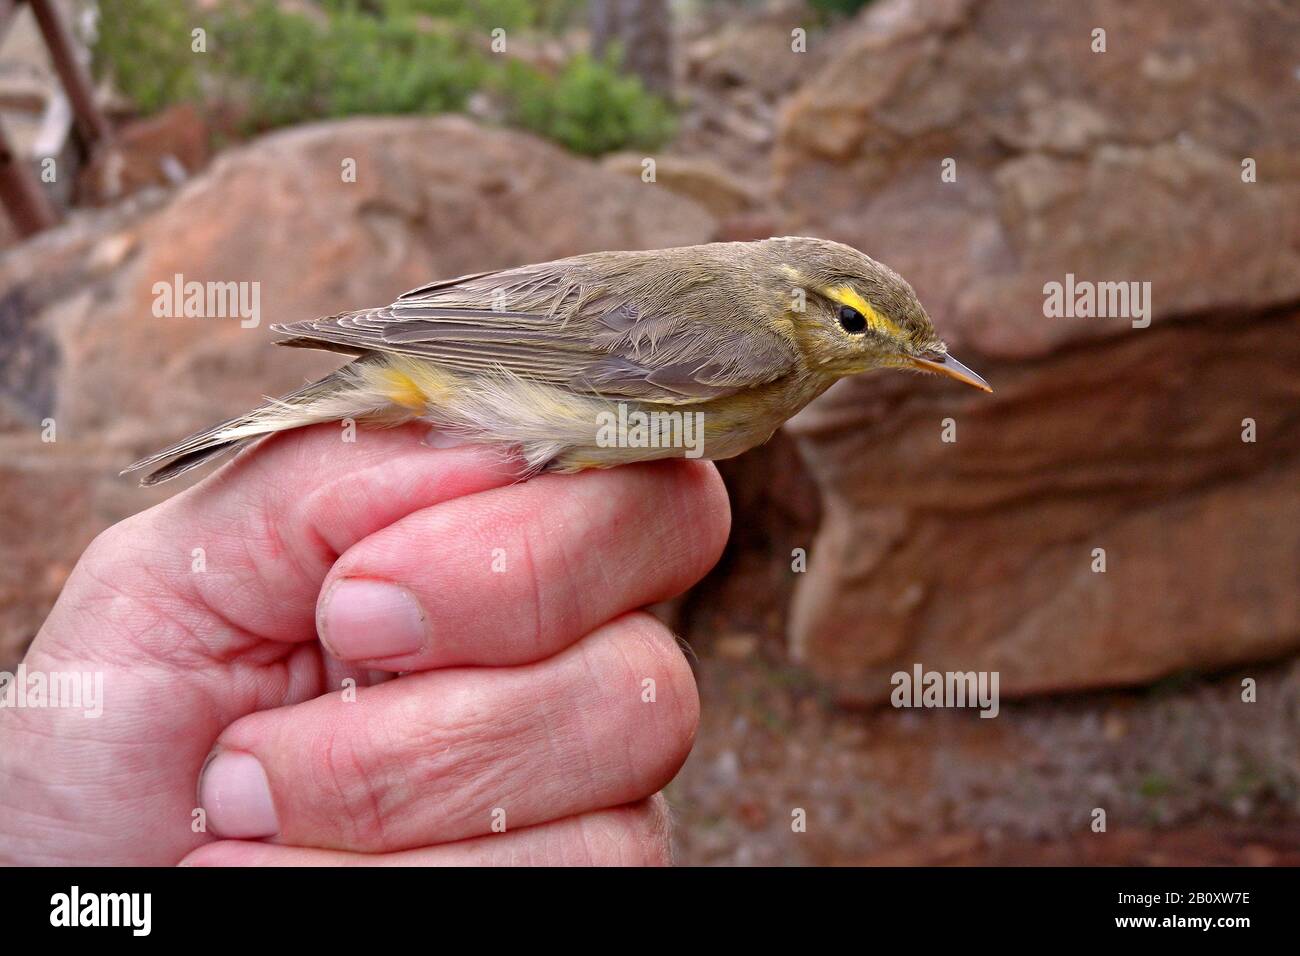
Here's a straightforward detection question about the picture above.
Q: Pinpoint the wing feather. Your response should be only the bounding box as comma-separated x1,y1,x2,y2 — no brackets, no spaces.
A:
271,256,797,403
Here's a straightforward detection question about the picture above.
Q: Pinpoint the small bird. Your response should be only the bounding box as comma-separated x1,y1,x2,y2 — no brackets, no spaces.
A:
124,237,990,486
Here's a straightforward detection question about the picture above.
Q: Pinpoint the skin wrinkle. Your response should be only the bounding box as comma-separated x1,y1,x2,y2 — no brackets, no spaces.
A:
416,630,666,844
608,801,662,866
508,669,572,840
192,459,351,642
390,674,526,840
433,694,539,843
563,472,627,607
643,795,675,865
120,494,315,654
544,494,590,648
515,509,547,663
307,718,389,849
576,806,619,865
298,456,412,558
4,663,229,863
611,639,646,814
215,521,318,643
612,619,670,797
359,700,422,838
628,474,704,595
73,553,244,670
595,614,689,799
538,474,611,651
547,635,601,811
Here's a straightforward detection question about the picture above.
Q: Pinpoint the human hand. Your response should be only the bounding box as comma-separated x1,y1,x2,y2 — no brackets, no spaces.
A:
0,424,729,865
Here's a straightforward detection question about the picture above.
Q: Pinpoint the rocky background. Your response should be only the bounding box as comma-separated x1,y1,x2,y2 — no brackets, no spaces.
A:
1,0,1298,865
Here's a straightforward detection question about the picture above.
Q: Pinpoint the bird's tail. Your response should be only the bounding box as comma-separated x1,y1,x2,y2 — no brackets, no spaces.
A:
121,366,380,486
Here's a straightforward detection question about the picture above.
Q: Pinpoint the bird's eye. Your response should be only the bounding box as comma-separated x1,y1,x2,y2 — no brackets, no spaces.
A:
838,305,867,334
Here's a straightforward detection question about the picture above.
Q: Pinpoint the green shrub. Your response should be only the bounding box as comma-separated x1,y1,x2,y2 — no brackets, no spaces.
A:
498,54,674,157
207,2,329,128
208,2,483,129
92,0,202,115
92,0,673,156
318,13,485,119
320,0,583,32
808,0,875,17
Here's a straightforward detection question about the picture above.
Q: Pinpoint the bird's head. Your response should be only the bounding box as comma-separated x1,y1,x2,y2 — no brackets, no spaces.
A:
769,237,991,393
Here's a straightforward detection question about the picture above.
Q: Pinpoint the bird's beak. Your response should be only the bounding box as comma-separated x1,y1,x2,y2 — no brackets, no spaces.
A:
907,353,992,392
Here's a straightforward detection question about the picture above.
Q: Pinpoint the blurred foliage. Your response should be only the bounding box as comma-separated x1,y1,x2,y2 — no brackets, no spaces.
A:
206,2,484,127
92,0,202,114
807,0,874,17
319,0,586,32
93,0,672,155
498,53,674,156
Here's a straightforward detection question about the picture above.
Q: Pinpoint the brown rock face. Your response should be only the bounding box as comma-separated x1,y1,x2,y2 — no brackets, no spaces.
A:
0,116,713,667
773,0,1300,702
600,152,765,220
78,103,213,205
775,0,1300,357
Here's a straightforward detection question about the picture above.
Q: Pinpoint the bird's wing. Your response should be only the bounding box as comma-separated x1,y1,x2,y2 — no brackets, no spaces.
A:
271,265,798,404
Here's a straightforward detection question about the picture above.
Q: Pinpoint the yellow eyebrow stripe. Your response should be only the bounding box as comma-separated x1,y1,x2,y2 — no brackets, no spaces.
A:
827,285,900,336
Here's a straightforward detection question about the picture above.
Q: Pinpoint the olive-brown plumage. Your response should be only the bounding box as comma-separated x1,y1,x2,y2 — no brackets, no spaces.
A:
124,237,989,485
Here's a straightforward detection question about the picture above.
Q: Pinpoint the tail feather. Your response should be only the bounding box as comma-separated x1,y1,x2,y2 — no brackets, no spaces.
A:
121,369,358,486
134,440,247,487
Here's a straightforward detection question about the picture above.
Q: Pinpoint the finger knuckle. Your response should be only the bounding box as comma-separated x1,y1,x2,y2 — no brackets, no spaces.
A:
305,722,392,849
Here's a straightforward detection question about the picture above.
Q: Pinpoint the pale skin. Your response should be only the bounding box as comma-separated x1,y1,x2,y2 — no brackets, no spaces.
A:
0,423,729,865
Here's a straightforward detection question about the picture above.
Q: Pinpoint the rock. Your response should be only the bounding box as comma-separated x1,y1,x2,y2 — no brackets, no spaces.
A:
775,0,1300,354
601,151,765,220
0,115,714,667
771,0,1300,702
673,4,815,179
0,433,151,663
79,103,213,204
684,12,809,104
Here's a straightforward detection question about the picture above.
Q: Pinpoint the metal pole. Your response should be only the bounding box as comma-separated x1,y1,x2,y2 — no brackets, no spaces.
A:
26,0,113,149
0,118,60,236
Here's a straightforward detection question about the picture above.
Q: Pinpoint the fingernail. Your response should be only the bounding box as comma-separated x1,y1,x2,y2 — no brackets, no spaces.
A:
423,426,465,449
319,579,427,660
199,750,279,839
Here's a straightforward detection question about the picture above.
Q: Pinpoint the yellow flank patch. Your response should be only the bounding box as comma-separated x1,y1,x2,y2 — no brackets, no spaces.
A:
827,285,900,336
381,368,429,410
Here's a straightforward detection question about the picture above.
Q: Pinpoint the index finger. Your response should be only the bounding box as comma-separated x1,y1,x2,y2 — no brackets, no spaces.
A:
314,459,731,669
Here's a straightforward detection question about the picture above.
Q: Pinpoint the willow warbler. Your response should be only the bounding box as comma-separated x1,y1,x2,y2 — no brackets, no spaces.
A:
125,237,990,485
